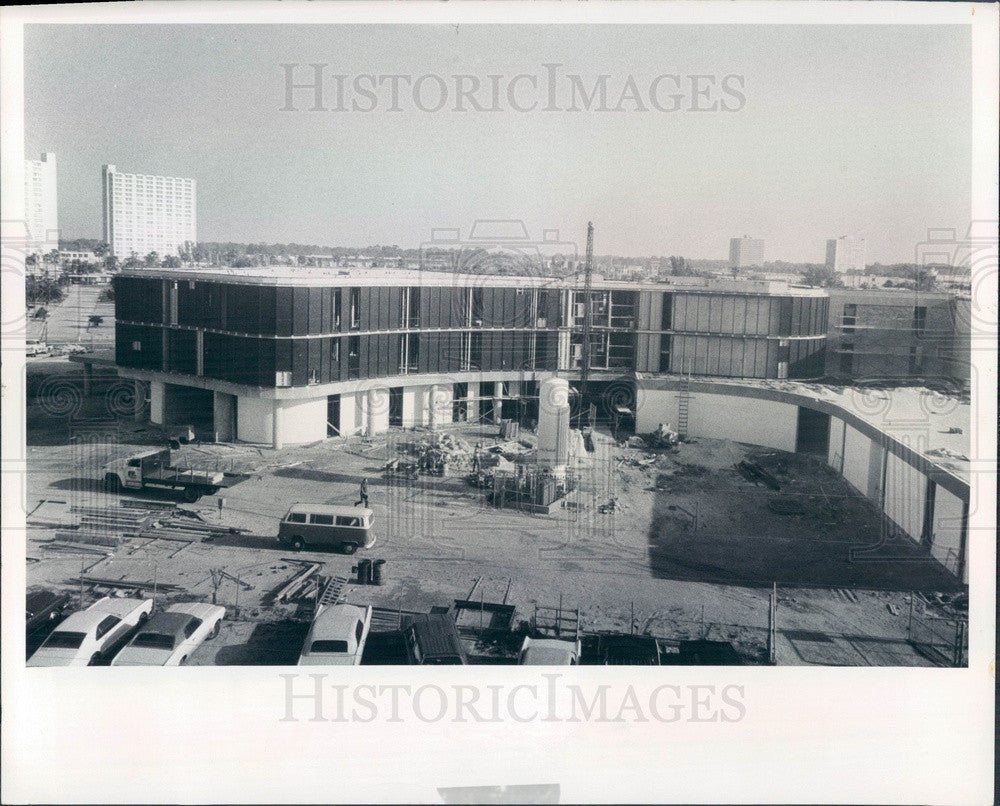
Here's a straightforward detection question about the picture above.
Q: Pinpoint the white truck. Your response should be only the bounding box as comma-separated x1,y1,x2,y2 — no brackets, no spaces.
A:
102,448,224,503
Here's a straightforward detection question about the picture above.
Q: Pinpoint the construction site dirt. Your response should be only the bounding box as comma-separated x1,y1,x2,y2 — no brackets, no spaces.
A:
24,394,968,667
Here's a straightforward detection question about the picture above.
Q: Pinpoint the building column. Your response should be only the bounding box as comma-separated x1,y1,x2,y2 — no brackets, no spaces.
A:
213,391,236,442
427,384,439,430
493,381,503,424
272,405,283,450
149,380,166,425
82,362,93,396
133,380,146,422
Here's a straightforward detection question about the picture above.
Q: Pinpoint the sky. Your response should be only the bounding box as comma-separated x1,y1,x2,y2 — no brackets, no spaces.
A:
24,24,972,263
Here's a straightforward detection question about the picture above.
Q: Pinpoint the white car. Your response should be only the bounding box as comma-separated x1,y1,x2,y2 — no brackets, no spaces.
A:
298,604,372,666
27,596,153,667
111,603,225,666
518,636,581,666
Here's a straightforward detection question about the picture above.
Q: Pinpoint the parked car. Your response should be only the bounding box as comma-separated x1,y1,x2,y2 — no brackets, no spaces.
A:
298,604,373,665
111,603,225,666
519,636,581,665
278,503,376,554
26,590,71,635
402,613,467,665
27,596,153,667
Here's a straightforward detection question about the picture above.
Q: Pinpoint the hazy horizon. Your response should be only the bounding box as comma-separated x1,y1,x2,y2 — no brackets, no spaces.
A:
25,24,972,263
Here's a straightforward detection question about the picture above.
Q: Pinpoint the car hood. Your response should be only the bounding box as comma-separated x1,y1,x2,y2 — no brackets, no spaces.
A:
27,648,85,667
112,646,173,666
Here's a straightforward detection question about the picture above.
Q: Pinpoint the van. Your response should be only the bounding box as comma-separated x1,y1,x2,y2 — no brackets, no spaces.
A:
402,613,467,665
277,503,376,554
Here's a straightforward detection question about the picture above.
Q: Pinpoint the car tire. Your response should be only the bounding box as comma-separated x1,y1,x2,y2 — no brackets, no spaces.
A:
138,611,149,624
90,652,101,665
104,473,121,493
209,621,221,639
290,536,304,551
179,656,187,665
182,487,201,503
341,543,357,555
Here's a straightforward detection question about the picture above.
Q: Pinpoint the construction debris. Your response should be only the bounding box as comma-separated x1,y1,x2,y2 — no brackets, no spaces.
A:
648,422,680,449
735,460,781,491
925,447,969,462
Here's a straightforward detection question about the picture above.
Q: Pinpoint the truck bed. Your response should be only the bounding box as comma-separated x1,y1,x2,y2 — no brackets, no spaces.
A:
144,467,223,485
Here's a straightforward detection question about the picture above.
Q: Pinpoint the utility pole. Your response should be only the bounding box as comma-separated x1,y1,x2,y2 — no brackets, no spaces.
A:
579,222,595,426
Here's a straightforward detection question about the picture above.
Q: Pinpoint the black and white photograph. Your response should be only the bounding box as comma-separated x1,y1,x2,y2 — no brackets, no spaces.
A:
2,3,996,804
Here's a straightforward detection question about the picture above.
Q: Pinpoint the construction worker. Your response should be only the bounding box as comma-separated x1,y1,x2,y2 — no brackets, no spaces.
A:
355,478,369,508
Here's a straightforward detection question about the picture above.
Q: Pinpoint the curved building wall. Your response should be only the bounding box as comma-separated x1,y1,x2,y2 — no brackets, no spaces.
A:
634,289,828,379
635,377,969,582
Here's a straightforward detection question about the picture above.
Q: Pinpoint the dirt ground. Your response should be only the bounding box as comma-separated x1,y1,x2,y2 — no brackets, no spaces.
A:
23,374,968,667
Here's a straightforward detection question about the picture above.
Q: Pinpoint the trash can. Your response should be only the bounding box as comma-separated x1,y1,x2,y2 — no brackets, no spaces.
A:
356,558,372,585
372,559,386,586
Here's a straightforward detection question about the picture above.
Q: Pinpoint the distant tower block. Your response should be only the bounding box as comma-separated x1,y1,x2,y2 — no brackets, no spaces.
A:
537,377,571,477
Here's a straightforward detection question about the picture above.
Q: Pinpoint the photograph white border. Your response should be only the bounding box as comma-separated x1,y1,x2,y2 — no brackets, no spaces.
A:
2,3,996,804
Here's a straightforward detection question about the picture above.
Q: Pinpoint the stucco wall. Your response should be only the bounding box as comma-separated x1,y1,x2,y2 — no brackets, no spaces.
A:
635,388,798,452
884,451,927,541
930,484,966,579
277,397,328,445
237,396,273,444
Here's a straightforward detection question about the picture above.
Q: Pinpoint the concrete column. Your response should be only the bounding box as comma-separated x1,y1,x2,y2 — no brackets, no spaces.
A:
133,380,145,422
493,381,503,425
82,362,93,396
149,380,166,425
427,384,438,430
272,405,283,450
366,388,388,436
213,391,236,442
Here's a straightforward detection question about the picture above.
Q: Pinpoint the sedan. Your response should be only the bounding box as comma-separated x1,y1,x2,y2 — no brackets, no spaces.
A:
27,596,153,667
111,603,225,666
298,604,372,666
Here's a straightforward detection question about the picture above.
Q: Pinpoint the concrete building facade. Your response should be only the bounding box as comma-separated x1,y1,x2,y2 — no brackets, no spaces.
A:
825,236,867,273
24,152,58,255
102,164,196,260
728,236,764,268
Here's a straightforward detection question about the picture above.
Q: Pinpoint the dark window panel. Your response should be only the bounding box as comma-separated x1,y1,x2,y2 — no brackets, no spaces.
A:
292,287,309,336
292,339,309,385
275,288,293,337
309,288,323,334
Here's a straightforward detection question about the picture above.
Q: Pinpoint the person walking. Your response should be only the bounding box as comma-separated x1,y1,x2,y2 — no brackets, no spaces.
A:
355,478,369,508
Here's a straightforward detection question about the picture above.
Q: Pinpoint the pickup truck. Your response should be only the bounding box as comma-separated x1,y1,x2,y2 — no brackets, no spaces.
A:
102,448,224,503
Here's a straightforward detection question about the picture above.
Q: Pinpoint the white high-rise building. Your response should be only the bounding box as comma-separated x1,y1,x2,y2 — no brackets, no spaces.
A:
729,236,764,268
825,236,867,273
24,152,59,255
102,164,196,260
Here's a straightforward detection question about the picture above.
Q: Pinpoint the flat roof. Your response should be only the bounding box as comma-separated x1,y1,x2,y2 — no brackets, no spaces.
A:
119,267,827,296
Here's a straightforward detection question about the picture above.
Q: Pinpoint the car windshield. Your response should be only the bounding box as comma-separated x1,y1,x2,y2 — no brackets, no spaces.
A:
310,640,349,654
131,633,176,650
42,631,86,649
